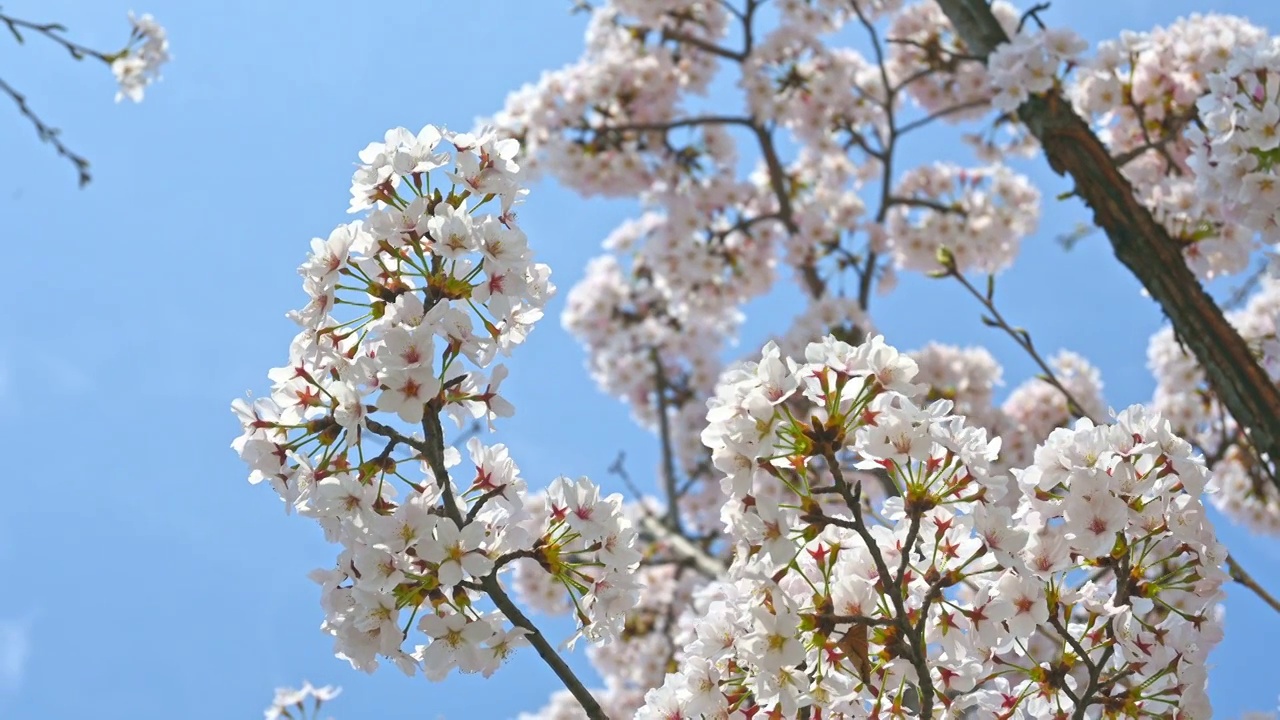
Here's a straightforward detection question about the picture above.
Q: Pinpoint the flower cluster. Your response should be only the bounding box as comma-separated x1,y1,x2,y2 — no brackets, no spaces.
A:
886,162,1041,274
887,1,1020,121
111,12,169,103
987,27,1088,112
560,198,772,479
743,27,886,148
634,336,1226,719
264,682,341,720
1189,38,1280,241
232,127,640,682
486,4,723,196
1070,14,1268,279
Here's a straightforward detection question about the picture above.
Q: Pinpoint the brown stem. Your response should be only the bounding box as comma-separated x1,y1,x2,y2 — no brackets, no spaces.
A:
482,575,609,720
824,452,937,716
945,264,1098,422
1227,553,1280,615
0,77,90,186
661,28,745,62
649,349,684,533
0,13,111,61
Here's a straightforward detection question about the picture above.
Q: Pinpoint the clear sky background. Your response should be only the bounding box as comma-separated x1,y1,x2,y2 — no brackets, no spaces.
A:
0,1,1277,718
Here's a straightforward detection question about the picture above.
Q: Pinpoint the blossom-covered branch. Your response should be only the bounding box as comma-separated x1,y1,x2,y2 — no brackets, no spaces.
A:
233,126,643,718
936,0,1280,492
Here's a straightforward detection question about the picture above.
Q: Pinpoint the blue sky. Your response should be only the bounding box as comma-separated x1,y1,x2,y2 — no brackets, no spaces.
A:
0,1,1277,718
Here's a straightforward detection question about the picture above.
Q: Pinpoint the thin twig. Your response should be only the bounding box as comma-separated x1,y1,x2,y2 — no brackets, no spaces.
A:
660,27,745,62
896,99,989,135
849,0,900,311
606,451,650,502
1227,553,1280,615
1016,2,1051,33
0,77,91,186
0,12,111,61
944,263,1098,422
886,196,967,215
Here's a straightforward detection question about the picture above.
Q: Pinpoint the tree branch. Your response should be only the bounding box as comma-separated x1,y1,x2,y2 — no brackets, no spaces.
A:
482,574,609,720
943,263,1097,422
823,452,937,716
649,349,684,533
594,114,754,134
368,413,607,718
933,0,1280,490
637,513,727,579
607,451,726,579
0,12,111,61
750,119,825,299
0,77,91,186
660,27,745,62
1227,553,1280,615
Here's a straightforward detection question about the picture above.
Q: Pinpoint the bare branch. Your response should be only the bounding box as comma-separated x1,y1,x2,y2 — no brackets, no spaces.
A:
0,77,91,186
1227,553,1280,615
896,99,989,135
943,263,1099,422
0,12,111,61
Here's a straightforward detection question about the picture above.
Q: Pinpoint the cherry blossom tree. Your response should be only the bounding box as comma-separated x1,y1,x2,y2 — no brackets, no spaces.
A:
1,9,168,186
236,1,1280,718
